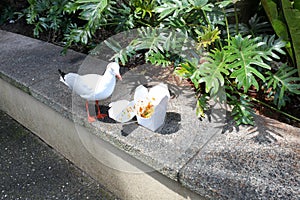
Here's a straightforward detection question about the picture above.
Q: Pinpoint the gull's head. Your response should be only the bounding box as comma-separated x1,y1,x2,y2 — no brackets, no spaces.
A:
107,62,122,80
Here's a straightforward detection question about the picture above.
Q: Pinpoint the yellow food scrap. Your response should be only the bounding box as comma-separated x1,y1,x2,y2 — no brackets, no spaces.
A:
140,102,154,118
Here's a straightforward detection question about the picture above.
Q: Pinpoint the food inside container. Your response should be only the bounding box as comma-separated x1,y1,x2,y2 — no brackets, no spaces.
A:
135,100,154,118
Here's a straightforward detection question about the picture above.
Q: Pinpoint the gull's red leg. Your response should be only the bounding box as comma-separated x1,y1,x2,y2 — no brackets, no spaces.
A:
86,101,96,123
95,100,107,119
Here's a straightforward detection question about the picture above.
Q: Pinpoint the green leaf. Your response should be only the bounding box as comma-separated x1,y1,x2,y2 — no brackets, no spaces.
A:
64,0,109,45
154,0,190,20
261,0,300,75
259,35,286,61
226,35,270,92
110,3,135,31
105,39,136,65
281,0,300,76
229,95,255,126
196,26,221,48
154,0,209,20
133,27,167,54
261,0,290,40
174,59,198,78
131,0,156,19
196,94,209,118
235,14,272,37
198,49,229,95
216,0,234,8
194,0,209,8
295,0,300,10
147,52,171,67
266,65,300,108
104,38,122,53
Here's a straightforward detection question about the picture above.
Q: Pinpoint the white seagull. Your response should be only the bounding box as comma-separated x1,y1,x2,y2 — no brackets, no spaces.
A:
58,62,122,122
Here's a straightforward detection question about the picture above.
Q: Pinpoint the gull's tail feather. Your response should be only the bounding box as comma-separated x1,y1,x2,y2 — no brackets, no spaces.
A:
58,69,66,81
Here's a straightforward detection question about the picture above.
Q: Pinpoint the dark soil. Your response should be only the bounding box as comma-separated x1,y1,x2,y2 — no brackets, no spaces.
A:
1,1,300,128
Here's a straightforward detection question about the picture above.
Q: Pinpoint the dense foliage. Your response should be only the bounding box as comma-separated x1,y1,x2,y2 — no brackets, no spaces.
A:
2,0,300,126
261,0,300,76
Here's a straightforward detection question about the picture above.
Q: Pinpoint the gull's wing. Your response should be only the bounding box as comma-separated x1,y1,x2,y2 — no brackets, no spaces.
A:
80,74,102,90
64,73,94,98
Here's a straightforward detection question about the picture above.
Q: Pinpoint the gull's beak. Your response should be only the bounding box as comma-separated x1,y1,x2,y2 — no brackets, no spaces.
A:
116,74,122,81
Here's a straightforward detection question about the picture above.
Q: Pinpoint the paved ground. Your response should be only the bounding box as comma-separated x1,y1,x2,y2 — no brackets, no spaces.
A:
0,110,119,200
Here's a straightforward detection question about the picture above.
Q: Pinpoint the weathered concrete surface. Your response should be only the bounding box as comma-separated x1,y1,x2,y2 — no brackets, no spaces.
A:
0,110,118,199
0,30,299,199
179,115,300,199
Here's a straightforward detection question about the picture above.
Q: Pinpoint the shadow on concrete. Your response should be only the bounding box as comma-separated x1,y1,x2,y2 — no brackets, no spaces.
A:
120,112,182,137
121,122,139,136
248,115,284,144
221,112,284,144
157,112,181,135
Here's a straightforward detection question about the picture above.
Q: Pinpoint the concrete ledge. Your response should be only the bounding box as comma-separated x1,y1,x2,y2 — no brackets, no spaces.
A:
0,78,201,199
1,30,299,199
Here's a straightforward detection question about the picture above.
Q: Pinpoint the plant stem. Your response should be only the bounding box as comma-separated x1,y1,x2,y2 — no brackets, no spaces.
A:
202,10,211,27
250,97,300,123
222,7,230,45
249,97,300,122
234,3,239,34
225,77,300,123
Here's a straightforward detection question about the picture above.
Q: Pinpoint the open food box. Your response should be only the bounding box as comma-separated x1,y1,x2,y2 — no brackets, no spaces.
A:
108,83,170,131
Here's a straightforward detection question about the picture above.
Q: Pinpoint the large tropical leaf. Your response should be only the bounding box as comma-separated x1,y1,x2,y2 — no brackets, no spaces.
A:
104,38,136,64
266,65,300,109
196,26,221,48
259,35,286,61
154,0,192,20
174,59,198,79
78,0,107,20
108,3,135,32
198,49,229,95
261,0,290,41
64,0,109,45
229,94,255,126
131,0,156,19
154,0,210,20
147,52,171,67
281,0,300,76
226,35,270,92
132,27,167,54
229,14,271,37
261,0,300,76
